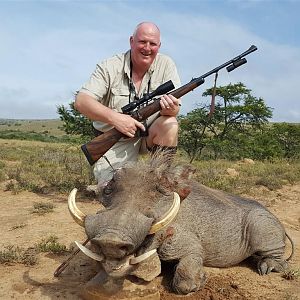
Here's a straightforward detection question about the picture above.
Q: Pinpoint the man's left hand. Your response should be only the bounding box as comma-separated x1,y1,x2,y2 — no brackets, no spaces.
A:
159,94,180,116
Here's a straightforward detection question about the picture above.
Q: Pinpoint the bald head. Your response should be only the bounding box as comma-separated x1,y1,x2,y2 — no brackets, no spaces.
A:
132,22,160,39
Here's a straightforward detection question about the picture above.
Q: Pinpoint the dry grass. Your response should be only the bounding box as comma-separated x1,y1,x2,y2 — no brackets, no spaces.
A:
0,139,94,193
32,202,54,215
193,159,300,194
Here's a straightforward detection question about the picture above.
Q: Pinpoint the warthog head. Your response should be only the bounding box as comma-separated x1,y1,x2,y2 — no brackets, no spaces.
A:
68,155,194,278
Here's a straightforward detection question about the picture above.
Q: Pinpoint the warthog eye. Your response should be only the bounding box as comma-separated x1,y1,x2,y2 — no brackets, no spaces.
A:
100,180,115,207
156,184,171,196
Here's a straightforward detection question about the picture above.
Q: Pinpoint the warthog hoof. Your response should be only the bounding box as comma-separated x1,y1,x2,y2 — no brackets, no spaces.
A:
257,258,289,275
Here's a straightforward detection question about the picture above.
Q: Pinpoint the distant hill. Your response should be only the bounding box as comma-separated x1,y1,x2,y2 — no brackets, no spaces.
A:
0,119,65,137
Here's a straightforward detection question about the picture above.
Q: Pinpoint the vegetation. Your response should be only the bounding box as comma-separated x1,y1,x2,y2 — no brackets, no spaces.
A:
0,235,69,266
57,102,94,139
178,83,300,162
192,158,300,194
0,245,37,266
35,235,69,255
0,140,94,193
32,202,55,215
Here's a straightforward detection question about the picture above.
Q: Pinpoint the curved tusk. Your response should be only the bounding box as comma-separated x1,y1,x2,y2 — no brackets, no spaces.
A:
68,188,86,227
149,192,180,234
75,241,104,262
129,249,157,265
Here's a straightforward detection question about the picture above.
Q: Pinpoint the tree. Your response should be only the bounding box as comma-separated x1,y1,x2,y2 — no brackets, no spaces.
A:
271,123,300,158
178,82,273,160
57,102,94,140
178,107,210,163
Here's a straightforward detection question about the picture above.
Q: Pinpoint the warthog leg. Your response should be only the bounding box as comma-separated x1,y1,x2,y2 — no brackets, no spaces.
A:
172,255,206,294
246,209,289,275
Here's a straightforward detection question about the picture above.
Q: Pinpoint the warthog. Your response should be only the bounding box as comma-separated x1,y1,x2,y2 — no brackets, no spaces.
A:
68,156,294,295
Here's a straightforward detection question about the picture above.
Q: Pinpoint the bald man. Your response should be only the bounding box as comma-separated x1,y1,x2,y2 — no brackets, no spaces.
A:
75,22,181,187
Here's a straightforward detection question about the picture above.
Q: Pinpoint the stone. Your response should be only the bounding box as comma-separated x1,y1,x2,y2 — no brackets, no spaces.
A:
226,168,239,177
243,158,255,164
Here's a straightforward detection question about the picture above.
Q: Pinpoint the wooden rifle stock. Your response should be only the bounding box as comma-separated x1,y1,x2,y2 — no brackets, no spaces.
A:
81,45,258,165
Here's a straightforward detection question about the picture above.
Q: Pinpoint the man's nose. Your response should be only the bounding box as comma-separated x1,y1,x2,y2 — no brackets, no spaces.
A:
143,42,151,51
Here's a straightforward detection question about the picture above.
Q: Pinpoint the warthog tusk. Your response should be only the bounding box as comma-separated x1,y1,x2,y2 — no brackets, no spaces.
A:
75,241,104,262
149,192,180,234
129,249,157,265
68,188,86,227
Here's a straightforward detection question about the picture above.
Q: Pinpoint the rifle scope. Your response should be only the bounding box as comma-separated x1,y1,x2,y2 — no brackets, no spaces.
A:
122,80,175,114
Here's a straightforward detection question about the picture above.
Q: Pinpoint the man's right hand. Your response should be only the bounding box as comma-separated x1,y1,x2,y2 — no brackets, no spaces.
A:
75,92,145,138
112,113,145,138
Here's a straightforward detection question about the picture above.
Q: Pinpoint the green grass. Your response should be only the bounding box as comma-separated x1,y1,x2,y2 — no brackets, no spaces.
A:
0,236,70,266
35,236,69,255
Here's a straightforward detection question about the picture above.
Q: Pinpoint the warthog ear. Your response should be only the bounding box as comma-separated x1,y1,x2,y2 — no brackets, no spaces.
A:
161,165,195,200
177,185,192,200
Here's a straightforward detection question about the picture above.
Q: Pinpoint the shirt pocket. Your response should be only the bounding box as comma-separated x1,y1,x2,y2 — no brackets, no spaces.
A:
110,87,130,112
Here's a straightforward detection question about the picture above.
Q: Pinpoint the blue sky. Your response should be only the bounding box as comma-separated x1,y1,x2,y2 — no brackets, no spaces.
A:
1,0,299,122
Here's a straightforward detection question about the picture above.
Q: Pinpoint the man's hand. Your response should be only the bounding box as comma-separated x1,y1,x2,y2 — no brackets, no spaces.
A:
159,94,180,116
113,113,145,138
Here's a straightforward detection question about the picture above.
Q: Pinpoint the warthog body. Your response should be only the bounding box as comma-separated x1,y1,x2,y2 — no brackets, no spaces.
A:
71,157,293,294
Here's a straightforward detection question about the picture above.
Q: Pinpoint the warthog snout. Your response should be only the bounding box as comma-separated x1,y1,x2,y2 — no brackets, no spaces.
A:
92,233,135,258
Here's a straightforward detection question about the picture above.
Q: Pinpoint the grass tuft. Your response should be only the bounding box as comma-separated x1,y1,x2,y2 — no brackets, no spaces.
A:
0,245,38,266
32,202,54,215
35,235,69,255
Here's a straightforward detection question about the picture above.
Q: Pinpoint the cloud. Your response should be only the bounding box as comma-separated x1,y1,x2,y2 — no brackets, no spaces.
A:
0,1,299,122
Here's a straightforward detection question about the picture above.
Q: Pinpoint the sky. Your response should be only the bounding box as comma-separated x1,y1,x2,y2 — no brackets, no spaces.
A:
0,0,299,123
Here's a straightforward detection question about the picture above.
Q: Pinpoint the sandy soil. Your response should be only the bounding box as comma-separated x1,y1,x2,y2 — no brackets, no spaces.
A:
0,183,299,300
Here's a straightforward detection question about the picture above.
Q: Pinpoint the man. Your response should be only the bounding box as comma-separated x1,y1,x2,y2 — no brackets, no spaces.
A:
75,22,181,186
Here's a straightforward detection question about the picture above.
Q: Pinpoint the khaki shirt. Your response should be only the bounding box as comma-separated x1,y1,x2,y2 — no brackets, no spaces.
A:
79,50,181,132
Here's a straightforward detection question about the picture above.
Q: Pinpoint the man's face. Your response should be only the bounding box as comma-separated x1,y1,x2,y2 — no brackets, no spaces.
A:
130,25,161,70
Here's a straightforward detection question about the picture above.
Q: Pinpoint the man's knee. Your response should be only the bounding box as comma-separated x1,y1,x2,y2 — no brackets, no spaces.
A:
148,116,178,147
150,116,178,133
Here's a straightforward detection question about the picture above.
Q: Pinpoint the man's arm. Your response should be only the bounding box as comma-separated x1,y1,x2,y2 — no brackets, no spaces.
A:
75,92,145,138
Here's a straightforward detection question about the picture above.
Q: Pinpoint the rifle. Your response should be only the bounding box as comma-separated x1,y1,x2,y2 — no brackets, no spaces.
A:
81,45,258,165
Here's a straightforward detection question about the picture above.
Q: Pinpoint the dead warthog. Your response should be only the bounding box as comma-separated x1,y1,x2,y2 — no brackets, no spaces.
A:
68,156,294,294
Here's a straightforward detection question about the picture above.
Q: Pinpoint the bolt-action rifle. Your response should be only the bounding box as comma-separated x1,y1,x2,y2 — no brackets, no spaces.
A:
81,45,258,165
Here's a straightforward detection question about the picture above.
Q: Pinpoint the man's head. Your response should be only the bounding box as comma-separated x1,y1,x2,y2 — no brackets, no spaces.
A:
130,22,161,71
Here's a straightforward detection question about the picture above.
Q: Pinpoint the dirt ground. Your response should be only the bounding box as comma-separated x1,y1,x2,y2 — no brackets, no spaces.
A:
0,183,299,300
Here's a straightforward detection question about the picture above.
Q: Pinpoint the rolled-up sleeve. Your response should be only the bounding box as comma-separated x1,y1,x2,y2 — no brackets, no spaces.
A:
79,61,109,103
